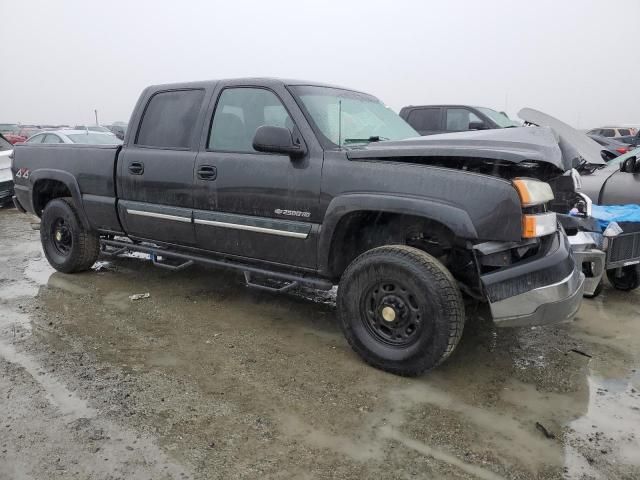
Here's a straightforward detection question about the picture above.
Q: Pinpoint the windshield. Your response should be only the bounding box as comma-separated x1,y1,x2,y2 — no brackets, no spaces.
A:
67,133,122,145
476,107,519,128
291,86,418,147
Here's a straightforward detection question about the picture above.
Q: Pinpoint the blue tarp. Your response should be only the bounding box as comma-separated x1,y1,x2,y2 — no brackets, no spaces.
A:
589,204,640,230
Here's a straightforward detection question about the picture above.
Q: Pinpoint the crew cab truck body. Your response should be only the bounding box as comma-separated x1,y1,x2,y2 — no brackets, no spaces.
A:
12,78,584,376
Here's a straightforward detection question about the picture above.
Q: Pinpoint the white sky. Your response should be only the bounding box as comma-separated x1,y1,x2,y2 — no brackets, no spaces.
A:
1,0,639,128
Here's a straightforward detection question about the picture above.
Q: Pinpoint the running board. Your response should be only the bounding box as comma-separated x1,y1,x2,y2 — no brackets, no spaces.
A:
100,239,333,291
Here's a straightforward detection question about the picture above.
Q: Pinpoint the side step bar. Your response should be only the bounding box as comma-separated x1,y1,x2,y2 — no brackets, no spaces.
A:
100,239,333,291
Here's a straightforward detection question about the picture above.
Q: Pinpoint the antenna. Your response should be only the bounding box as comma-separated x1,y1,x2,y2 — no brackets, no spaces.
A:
338,100,342,149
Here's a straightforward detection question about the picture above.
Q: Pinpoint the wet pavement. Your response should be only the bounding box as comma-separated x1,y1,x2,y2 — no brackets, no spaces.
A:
1,207,639,479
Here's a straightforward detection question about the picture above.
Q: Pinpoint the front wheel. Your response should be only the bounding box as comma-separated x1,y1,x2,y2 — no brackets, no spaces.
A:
606,266,640,291
337,245,465,376
41,198,100,273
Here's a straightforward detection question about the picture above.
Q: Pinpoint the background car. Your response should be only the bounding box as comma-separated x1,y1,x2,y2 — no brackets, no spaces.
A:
616,130,640,148
106,124,127,140
399,104,519,135
0,123,19,135
587,134,631,160
587,126,637,138
16,126,43,140
25,129,122,145
0,133,14,207
74,125,114,133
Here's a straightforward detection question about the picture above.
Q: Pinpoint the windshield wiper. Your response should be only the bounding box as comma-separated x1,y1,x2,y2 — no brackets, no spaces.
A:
343,136,389,145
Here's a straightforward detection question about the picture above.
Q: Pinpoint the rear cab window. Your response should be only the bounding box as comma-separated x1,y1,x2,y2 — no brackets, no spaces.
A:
135,89,205,149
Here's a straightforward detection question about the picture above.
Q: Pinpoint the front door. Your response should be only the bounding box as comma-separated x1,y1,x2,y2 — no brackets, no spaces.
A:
192,85,322,268
117,88,207,246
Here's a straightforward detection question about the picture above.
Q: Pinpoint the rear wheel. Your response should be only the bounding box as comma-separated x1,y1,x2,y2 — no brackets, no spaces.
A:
41,198,100,273
337,245,464,376
606,266,640,291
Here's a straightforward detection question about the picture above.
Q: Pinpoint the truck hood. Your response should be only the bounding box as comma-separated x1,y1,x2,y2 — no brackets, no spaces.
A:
517,108,605,167
346,126,571,171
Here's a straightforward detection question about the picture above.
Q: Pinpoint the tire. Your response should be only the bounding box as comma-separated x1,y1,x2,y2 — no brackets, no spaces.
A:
606,266,640,291
40,197,100,273
337,245,465,376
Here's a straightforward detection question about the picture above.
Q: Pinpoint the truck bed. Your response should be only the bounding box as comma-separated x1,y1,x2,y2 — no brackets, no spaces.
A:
12,143,122,232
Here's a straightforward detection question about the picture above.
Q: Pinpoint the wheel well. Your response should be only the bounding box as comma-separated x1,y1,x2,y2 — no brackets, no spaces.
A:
327,212,458,279
32,180,72,216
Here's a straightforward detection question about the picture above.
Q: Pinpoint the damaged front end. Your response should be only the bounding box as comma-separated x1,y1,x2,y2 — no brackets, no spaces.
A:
474,231,584,327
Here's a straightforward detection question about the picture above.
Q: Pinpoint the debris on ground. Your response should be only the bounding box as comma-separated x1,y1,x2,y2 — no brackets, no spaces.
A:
91,261,113,272
569,349,593,358
129,293,150,301
536,422,556,439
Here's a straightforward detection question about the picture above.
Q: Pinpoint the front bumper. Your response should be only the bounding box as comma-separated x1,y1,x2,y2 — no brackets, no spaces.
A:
488,268,584,327
480,231,585,327
568,232,605,297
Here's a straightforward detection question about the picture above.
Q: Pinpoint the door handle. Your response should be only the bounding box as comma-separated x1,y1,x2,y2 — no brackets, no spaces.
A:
128,162,144,175
197,165,217,181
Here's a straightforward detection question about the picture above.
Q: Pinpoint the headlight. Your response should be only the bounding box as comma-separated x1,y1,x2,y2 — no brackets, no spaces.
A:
512,178,554,206
522,212,557,238
512,178,556,238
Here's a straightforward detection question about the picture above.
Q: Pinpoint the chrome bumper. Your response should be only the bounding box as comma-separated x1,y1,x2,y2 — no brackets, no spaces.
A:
490,268,585,328
569,232,605,297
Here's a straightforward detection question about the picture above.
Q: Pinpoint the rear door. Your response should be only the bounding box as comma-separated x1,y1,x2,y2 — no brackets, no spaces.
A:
116,88,208,246
192,83,322,268
405,107,442,135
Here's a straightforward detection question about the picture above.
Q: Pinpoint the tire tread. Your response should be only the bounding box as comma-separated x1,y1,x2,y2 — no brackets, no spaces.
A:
338,245,465,376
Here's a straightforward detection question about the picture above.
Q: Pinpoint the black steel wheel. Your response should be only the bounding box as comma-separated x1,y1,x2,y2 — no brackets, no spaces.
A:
338,245,465,376
361,279,428,348
606,266,640,291
41,197,100,273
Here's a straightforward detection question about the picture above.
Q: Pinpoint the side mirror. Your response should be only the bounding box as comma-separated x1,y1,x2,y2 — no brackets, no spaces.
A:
252,125,306,158
621,156,637,173
468,121,487,130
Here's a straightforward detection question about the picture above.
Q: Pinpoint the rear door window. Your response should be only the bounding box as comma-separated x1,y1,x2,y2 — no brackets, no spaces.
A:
406,108,440,131
618,129,631,136
445,108,482,131
136,89,205,149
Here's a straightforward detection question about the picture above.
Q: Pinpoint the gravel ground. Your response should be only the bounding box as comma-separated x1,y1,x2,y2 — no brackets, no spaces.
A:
1,207,639,479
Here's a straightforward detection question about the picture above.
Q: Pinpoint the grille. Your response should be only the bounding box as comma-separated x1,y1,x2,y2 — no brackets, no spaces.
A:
608,233,640,264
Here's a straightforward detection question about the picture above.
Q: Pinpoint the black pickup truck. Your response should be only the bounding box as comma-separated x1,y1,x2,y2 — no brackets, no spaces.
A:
11,78,584,376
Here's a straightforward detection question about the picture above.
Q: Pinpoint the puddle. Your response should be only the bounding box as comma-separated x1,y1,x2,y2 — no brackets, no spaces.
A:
565,375,640,477
24,253,55,285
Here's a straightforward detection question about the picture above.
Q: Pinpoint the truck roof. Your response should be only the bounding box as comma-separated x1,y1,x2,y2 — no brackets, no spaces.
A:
145,77,358,93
